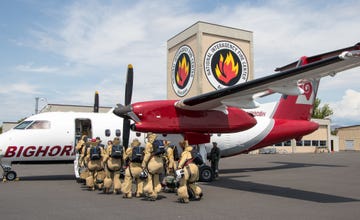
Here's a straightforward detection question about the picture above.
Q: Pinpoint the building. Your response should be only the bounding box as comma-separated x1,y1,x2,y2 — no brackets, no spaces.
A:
258,119,338,154
39,103,112,114
167,21,253,99
336,125,360,151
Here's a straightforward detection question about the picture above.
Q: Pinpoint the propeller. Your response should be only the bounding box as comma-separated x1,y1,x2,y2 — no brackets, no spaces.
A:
93,91,99,113
113,64,134,149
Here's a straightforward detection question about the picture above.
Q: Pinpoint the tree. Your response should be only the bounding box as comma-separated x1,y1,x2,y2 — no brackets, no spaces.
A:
312,98,333,119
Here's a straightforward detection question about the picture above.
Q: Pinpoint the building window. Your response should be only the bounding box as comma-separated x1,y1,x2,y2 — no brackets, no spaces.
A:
320,140,327,146
284,140,291,146
304,140,311,146
296,140,303,146
312,140,319,147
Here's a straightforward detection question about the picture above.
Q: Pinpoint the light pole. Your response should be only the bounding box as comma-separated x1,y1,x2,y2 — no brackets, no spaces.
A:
35,97,48,114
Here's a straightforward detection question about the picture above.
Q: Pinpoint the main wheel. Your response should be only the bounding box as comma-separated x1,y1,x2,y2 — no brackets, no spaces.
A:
5,171,17,181
199,165,213,182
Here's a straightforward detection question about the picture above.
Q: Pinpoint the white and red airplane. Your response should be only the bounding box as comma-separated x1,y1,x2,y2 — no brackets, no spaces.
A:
1,43,359,182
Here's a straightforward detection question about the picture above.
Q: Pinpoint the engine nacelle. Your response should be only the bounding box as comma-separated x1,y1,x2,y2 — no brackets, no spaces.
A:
130,100,257,133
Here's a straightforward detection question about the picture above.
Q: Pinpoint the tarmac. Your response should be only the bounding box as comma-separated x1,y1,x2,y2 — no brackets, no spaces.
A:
1,151,360,220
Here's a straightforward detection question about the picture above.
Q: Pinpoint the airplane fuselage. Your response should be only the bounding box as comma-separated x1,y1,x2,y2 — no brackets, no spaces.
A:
0,102,319,168
0,111,124,166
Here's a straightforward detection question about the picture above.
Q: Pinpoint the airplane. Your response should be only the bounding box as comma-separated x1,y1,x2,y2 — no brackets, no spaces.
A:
1,42,359,182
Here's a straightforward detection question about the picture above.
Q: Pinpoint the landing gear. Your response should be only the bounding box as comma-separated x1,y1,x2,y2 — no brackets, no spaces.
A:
196,144,214,182
198,165,213,182
1,161,17,181
4,170,17,181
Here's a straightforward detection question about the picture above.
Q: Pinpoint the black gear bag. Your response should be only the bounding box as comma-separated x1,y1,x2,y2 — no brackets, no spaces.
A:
131,146,144,163
111,144,123,159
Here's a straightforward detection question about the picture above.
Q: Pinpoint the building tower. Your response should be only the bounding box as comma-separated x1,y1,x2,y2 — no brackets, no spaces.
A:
167,21,254,99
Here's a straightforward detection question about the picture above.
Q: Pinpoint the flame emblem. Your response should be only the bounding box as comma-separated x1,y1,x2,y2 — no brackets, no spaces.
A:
215,52,239,84
176,55,190,87
299,82,313,100
204,41,248,90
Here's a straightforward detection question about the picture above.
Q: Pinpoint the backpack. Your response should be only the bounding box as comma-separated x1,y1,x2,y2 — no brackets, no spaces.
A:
152,140,166,155
131,146,144,163
90,146,101,160
170,145,180,161
190,148,204,165
111,145,123,159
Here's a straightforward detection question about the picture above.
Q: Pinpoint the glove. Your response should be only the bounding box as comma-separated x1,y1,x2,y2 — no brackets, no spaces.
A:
175,169,184,181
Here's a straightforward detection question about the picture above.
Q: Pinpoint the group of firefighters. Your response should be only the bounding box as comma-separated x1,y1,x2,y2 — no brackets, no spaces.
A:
74,133,220,203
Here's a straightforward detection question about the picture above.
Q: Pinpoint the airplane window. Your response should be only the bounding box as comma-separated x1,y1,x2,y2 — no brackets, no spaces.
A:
27,120,51,129
115,129,121,137
14,121,33,129
105,129,111,137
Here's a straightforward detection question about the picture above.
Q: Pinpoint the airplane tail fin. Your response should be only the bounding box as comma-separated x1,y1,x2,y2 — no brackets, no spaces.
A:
272,57,320,121
272,78,319,120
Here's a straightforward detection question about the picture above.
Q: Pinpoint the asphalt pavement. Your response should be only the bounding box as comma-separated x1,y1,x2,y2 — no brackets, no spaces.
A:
1,152,359,220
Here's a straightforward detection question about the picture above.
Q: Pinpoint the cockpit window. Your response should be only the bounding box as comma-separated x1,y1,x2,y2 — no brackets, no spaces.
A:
14,121,33,129
27,120,51,129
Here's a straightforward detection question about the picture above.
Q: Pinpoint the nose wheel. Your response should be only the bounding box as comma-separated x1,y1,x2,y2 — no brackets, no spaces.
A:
1,163,17,181
4,170,17,181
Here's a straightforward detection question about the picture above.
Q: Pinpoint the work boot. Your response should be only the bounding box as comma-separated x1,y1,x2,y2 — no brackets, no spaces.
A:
123,193,132,199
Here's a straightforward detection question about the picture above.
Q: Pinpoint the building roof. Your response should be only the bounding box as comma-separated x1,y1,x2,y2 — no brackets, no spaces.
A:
40,103,113,113
336,124,360,130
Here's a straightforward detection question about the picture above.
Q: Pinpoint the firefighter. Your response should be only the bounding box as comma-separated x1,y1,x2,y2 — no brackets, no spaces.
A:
85,137,105,190
122,138,144,198
209,142,221,178
162,140,178,192
141,133,165,201
75,135,88,166
103,137,124,194
164,140,176,175
176,140,203,203
75,135,87,182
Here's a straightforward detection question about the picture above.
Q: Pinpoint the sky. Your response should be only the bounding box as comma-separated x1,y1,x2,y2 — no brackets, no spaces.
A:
1,0,360,127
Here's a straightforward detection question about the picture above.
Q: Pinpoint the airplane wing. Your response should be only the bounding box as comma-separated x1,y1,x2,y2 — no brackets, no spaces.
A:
175,43,360,111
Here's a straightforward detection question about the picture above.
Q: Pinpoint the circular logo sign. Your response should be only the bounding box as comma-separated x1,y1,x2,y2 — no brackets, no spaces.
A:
204,41,249,90
171,45,195,97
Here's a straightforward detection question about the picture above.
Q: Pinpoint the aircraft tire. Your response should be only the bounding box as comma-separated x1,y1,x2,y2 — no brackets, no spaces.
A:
5,171,17,181
199,165,213,182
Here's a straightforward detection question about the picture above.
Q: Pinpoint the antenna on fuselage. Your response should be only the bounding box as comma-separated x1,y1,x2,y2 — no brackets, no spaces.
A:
94,91,99,113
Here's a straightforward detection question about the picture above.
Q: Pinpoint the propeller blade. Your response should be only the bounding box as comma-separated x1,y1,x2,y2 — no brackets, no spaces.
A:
122,64,134,149
125,64,133,106
122,118,131,149
93,91,99,113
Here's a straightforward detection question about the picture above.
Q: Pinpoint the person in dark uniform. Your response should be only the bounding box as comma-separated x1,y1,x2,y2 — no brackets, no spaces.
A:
209,142,220,178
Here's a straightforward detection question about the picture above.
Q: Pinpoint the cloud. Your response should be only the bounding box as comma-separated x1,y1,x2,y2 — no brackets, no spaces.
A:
2,0,360,126
0,83,40,95
27,1,360,71
15,63,59,73
329,89,360,125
